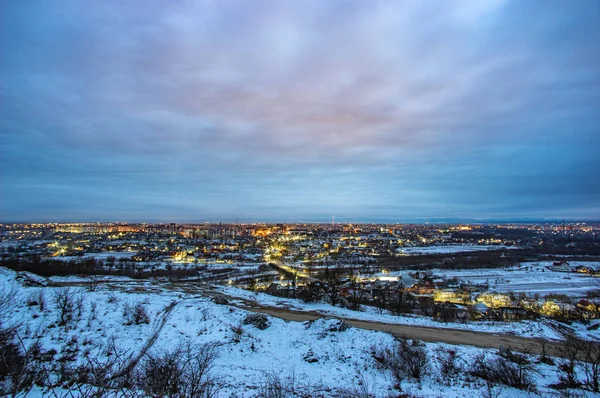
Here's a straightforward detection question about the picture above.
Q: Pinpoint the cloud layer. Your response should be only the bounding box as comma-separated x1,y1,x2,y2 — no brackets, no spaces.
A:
1,0,599,221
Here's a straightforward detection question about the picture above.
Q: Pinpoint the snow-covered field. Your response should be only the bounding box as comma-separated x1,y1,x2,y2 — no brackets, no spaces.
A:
56,251,136,261
436,262,600,297
0,267,594,397
397,244,516,255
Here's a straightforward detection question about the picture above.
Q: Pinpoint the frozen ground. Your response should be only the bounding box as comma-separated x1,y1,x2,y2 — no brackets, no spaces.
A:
397,244,517,255
56,251,135,261
436,262,600,297
0,267,596,397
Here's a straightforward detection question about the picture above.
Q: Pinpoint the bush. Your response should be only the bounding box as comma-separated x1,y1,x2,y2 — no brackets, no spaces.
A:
470,352,537,391
136,343,219,397
393,339,429,381
326,319,351,332
0,328,25,388
53,287,75,326
243,313,270,330
435,347,462,384
556,334,583,389
26,292,39,307
336,370,375,397
107,293,118,303
123,302,150,325
0,283,18,324
257,372,306,398
0,329,42,396
376,339,429,384
230,324,245,343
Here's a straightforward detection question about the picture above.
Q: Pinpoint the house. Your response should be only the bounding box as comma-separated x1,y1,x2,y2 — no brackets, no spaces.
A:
473,302,490,314
499,306,537,322
577,299,598,318
266,282,281,295
575,265,593,274
407,280,435,295
435,302,469,323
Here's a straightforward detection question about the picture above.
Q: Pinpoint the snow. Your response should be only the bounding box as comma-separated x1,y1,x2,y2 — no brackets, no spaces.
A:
55,251,136,261
0,267,592,397
397,244,516,255
436,262,600,297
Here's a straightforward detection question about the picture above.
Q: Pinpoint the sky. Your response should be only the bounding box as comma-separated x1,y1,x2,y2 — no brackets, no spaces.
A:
1,0,599,223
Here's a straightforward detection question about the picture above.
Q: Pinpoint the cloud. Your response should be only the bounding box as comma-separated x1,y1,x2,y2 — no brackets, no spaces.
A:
1,0,599,221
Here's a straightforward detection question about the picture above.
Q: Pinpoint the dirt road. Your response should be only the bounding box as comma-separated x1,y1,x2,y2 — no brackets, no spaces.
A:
208,291,565,357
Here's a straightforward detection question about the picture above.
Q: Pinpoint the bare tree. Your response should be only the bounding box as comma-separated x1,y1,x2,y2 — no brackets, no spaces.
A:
470,350,537,392
394,339,429,382
136,343,219,397
53,288,75,326
258,371,303,398
0,283,18,326
538,337,554,365
123,302,150,325
557,334,583,389
87,274,100,292
322,265,346,306
435,347,462,385
347,273,365,311
579,339,600,392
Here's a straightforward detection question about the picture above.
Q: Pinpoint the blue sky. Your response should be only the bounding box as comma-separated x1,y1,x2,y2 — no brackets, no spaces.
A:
1,0,599,222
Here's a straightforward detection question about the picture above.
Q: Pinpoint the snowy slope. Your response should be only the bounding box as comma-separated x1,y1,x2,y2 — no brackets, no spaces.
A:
0,267,588,397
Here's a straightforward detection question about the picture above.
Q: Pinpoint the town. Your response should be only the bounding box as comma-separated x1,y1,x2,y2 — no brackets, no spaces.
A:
4,221,600,396
3,221,600,325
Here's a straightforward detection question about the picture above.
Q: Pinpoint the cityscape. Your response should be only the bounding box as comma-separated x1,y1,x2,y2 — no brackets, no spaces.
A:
2,221,600,396
2,0,600,397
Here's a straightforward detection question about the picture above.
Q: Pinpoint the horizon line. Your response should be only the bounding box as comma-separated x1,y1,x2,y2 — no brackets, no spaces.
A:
2,218,599,225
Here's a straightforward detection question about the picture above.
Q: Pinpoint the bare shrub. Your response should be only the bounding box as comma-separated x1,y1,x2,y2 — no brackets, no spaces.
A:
37,291,45,312
336,370,376,397
556,334,583,389
257,372,304,398
538,337,554,365
75,291,86,319
87,274,100,292
0,283,18,325
374,338,429,385
136,343,219,397
0,330,44,396
26,292,39,307
480,380,503,398
107,292,118,303
137,349,180,396
243,313,270,330
392,339,429,382
470,351,537,392
0,327,26,394
123,301,150,325
53,288,75,326
555,336,600,392
230,323,245,343
580,339,600,392
51,337,134,396
435,347,462,385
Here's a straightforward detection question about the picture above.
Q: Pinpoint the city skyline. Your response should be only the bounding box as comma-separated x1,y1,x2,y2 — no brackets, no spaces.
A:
2,1,599,222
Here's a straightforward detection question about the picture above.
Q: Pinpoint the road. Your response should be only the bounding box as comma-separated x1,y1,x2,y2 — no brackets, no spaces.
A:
207,289,566,357
267,259,318,282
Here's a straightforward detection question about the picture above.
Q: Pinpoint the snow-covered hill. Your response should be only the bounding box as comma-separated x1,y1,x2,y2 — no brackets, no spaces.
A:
0,267,590,397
